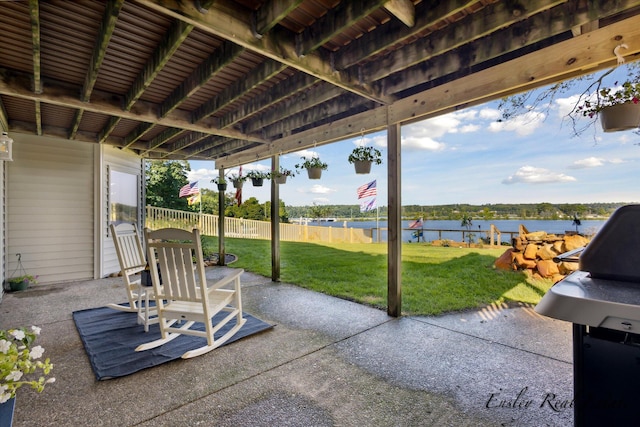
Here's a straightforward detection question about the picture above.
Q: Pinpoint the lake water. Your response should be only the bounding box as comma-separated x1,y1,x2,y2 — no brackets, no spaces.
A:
306,219,607,244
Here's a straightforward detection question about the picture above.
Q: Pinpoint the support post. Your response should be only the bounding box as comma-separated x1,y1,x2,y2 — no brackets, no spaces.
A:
387,122,401,317
217,167,226,266
271,156,280,281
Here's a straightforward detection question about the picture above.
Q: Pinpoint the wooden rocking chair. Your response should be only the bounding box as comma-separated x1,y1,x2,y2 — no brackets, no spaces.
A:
108,223,157,332
136,227,246,359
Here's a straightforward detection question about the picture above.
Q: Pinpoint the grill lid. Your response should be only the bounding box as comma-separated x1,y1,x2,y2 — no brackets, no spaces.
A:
578,204,640,282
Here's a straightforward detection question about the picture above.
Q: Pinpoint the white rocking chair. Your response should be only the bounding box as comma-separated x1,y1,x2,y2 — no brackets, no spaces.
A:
108,223,157,332
136,227,246,359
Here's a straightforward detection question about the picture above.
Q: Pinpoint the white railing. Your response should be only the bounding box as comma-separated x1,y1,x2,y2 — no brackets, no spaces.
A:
145,206,373,244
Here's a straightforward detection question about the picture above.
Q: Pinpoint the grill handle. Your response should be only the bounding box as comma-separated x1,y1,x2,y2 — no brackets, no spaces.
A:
553,247,586,263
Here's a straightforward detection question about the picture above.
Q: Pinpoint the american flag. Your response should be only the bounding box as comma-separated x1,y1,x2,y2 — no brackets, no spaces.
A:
409,218,423,229
235,166,242,206
360,198,377,212
179,181,199,198
356,180,376,199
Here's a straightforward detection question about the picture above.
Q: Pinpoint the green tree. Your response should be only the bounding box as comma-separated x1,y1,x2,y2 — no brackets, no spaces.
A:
145,160,191,210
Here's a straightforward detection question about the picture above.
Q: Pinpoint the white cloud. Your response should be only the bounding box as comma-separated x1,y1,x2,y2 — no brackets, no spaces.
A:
459,124,480,133
569,157,605,169
488,110,545,136
555,93,582,117
313,197,330,204
188,167,215,183
309,184,335,194
502,166,577,185
479,107,501,120
402,135,445,151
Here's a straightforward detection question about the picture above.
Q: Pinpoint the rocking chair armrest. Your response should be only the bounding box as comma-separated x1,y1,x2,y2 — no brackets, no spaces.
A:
206,269,244,291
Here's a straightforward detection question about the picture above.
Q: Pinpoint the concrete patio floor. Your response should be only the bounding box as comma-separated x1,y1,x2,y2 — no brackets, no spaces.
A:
0,267,574,426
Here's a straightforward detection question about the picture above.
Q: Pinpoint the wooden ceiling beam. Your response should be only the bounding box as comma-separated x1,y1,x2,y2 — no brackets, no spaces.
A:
216,15,640,168
137,0,390,104
336,0,482,70
254,0,303,35
28,0,41,94
196,138,255,158
125,20,193,111
159,41,243,118
142,127,185,153
123,122,154,149
296,1,388,56
219,72,319,129
349,0,568,84
161,131,209,156
0,68,267,143
82,0,123,102
370,0,640,96
192,59,287,122
383,0,415,27
0,97,8,131
242,83,345,134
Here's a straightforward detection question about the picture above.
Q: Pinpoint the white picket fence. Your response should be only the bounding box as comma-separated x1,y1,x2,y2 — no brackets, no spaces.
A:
145,206,373,244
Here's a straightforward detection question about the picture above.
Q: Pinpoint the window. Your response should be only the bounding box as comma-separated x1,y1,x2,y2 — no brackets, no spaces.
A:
109,169,138,224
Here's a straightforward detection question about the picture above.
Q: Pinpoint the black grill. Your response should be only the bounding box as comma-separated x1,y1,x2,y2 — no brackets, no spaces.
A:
536,204,640,427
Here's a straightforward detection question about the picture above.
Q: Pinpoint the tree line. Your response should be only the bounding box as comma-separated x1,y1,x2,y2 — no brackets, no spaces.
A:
146,160,627,222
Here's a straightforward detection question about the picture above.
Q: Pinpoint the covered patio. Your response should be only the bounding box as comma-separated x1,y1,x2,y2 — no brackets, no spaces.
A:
1,267,573,426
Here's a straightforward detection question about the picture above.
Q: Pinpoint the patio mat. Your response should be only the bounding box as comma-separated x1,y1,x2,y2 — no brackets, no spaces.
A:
73,306,274,380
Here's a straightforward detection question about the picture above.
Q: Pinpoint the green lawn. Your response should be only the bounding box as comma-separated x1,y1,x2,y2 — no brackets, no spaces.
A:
202,237,553,316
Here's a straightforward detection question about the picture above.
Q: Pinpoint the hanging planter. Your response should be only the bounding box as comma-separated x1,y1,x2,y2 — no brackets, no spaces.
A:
295,156,328,180
599,102,640,132
211,176,228,191
5,254,37,292
246,171,268,187
228,174,246,189
348,146,382,174
269,167,295,184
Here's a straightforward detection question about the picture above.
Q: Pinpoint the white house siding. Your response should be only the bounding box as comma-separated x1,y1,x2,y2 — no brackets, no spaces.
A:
7,134,95,284
101,145,144,278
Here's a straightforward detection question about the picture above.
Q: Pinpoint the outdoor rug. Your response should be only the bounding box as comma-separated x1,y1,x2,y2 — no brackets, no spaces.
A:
73,306,274,380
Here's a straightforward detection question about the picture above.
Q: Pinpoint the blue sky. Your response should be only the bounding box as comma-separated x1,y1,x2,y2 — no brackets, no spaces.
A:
188,66,640,207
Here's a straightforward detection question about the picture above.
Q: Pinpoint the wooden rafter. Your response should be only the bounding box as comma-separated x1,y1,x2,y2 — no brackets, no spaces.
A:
383,0,415,27
29,0,41,94
0,68,267,144
254,0,304,35
137,0,391,104
216,14,640,167
98,116,121,143
159,41,243,118
142,127,186,153
219,72,319,129
0,97,8,132
161,131,209,157
125,20,193,111
82,0,123,102
123,122,155,149
34,100,42,135
191,59,287,123
295,0,388,56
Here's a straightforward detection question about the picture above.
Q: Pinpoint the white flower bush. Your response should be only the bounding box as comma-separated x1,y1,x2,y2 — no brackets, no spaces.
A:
0,326,54,403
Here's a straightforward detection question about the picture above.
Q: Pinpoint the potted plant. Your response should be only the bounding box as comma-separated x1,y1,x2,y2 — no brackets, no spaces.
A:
269,167,295,184
227,174,247,189
347,146,382,174
0,326,55,426
577,81,640,132
295,156,328,179
6,275,37,292
211,176,227,191
246,170,269,187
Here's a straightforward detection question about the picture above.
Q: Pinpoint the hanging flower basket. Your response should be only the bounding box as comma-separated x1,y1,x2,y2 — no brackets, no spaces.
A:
269,167,295,184
348,146,382,174
353,160,372,174
306,167,323,179
232,180,243,189
247,171,268,186
599,102,640,132
217,183,227,191
295,156,327,180
274,175,287,184
251,178,264,187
